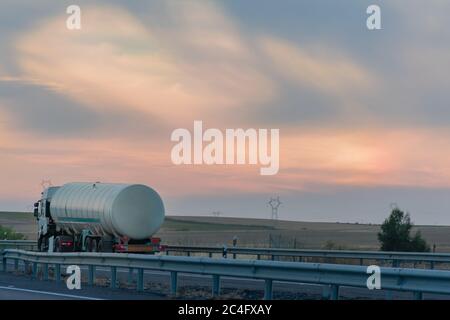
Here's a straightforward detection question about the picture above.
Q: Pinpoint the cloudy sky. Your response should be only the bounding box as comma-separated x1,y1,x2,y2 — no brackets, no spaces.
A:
1,0,450,224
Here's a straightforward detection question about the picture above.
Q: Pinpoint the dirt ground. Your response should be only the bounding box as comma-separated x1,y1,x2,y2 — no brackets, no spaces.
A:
1,212,450,252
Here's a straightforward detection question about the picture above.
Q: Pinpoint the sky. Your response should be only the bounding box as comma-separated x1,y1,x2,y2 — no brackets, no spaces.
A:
1,1,450,224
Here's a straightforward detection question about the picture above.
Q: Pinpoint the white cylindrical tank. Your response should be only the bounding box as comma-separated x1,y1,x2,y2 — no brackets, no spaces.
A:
50,182,165,239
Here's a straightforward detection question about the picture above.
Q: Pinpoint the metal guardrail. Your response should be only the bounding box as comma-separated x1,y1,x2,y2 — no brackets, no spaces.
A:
0,240,36,245
2,249,450,300
0,240,37,250
165,245,450,269
1,240,449,269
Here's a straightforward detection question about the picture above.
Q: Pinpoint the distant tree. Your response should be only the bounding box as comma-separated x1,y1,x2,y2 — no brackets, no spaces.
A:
409,231,430,252
377,208,430,252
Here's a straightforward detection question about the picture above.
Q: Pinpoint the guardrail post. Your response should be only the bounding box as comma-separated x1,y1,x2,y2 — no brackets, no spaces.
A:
14,259,18,271
187,251,191,257
128,268,134,285
385,291,393,300
55,264,61,282
233,253,237,259
209,252,213,258
257,254,261,260
392,260,399,268
430,261,435,270
413,292,423,300
2,256,6,272
323,285,340,300
88,265,95,286
264,279,273,300
330,285,339,300
212,275,220,297
43,263,49,281
359,258,363,266
170,271,178,295
137,268,144,292
110,266,117,289
24,261,29,274
32,262,37,279
166,250,169,255
322,285,330,299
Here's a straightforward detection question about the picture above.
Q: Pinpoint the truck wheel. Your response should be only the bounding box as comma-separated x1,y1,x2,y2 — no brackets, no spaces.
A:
54,238,61,252
91,239,98,252
85,237,92,252
97,239,103,252
38,236,48,252
37,237,43,252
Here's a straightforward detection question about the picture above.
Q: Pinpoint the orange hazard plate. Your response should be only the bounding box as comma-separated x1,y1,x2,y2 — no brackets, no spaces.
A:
127,244,155,253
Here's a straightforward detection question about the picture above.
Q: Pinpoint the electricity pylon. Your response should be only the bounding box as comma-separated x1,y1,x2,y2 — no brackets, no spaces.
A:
268,196,281,220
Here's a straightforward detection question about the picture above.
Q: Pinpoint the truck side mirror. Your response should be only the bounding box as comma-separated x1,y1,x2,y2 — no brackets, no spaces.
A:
33,202,39,217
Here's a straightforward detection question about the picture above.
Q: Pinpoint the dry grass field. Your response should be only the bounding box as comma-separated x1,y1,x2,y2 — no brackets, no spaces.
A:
1,212,450,252
0,212,36,240
157,216,450,252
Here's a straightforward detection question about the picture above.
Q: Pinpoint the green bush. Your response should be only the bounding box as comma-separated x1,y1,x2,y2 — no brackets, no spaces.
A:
377,208,430,252
0,225,25,240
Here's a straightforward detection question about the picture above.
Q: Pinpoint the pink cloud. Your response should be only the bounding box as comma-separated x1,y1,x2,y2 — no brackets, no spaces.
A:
2,1,450,207
15,4,275,126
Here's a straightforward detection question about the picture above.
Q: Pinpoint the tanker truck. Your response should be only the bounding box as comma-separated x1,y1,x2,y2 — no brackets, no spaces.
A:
33,182,165,253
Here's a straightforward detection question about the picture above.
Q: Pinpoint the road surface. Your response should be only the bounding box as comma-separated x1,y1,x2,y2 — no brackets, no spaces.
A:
0,272,164,300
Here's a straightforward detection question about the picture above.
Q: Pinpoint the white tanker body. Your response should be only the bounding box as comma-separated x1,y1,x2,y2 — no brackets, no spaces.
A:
34,182,165,253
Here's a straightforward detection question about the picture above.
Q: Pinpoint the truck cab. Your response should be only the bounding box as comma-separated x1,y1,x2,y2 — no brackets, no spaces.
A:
34,187,60,251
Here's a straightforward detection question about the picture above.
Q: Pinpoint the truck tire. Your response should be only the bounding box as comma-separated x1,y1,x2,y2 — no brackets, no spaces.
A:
38,236,48,252
55,238,61,252
37,237,43,252
91,239,98,252
97,239,103,252
85,237,92,252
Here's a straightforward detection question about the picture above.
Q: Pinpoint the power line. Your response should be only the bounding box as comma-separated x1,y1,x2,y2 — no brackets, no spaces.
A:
212,211,222,218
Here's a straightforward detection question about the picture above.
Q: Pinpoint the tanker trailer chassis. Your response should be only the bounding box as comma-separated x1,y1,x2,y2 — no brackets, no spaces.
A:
33,182,166,254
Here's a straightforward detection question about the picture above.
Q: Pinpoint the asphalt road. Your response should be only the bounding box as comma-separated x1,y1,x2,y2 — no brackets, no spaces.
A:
0,272,164,300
